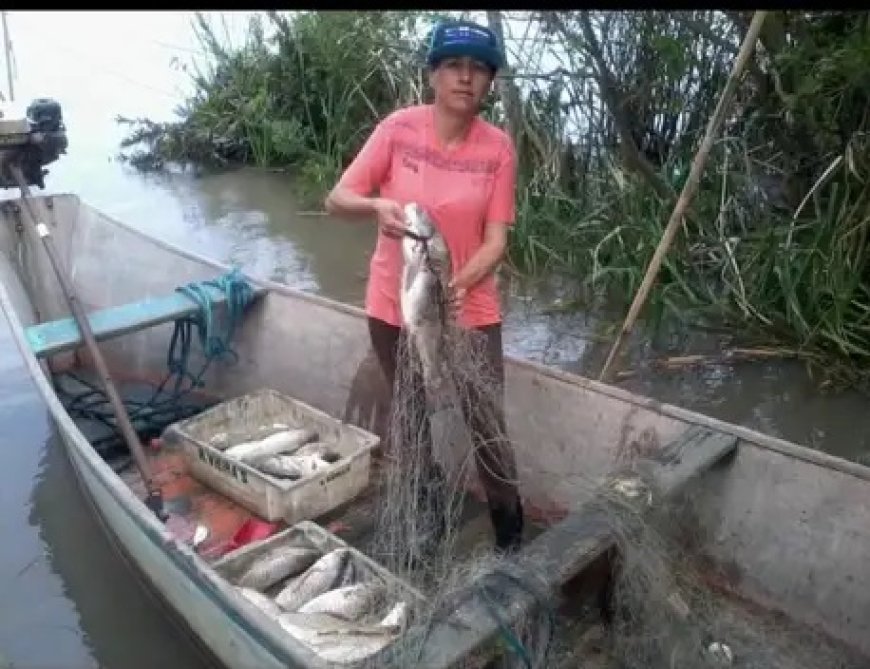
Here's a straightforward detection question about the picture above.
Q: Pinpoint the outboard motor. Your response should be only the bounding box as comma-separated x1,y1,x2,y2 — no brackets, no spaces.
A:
0,96,68,189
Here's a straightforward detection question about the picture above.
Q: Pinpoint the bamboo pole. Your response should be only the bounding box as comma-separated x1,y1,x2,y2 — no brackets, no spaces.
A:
598,10,768,383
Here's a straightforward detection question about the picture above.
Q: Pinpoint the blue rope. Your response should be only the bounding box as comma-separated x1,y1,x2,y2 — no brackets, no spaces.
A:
477,582,534,668
56,268,257,460
473,567,557,669
176,267,256,361
166,267,256,388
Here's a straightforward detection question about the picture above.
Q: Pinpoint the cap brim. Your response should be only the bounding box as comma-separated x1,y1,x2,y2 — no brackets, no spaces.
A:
428,44,502,71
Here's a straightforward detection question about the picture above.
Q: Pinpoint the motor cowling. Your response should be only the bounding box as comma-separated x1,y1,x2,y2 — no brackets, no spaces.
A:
0,96,68,190
27,98,64,133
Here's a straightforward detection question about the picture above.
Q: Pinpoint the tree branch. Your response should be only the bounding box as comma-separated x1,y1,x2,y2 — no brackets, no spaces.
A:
567,11,675,201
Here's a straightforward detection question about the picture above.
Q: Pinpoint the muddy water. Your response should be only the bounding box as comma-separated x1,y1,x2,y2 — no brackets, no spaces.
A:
0,325,215,668
2,11,870,669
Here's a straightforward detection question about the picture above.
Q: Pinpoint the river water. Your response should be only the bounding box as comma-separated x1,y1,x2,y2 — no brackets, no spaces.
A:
2,10,870,669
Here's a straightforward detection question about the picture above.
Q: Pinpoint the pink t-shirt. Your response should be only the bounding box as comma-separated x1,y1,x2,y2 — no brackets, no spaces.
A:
337,104,517,329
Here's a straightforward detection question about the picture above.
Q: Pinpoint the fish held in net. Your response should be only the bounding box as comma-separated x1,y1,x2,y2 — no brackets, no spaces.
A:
400,202,453,398
236,546,321,591
275,547,357,611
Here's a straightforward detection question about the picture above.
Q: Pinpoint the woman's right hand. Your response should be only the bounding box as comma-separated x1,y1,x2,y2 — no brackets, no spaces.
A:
373,198,407,239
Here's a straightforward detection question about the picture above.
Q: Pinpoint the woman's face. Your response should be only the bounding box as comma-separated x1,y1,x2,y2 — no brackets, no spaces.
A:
429,56,494,116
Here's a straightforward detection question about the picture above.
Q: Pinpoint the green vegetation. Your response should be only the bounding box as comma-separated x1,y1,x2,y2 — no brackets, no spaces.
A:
117,11,870,390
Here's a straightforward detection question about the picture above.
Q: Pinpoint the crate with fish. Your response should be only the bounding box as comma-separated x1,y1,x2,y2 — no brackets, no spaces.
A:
161,387,380,522
212,520,427,666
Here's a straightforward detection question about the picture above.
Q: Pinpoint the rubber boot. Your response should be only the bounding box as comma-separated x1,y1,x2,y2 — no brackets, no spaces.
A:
491,497,524,554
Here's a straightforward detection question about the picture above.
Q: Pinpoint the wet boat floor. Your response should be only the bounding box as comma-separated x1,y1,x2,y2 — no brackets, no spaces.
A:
59,373,868,669
118,446,521,563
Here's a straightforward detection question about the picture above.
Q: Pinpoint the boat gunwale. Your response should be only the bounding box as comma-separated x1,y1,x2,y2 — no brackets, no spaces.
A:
33,191,869,485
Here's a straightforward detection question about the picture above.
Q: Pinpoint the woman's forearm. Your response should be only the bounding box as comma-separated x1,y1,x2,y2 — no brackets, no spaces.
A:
324,186,380,218
452,238,506,291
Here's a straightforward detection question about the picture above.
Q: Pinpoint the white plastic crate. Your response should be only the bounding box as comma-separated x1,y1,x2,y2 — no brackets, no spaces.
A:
212,519,425,601
162,388,379,522
212,520,427,666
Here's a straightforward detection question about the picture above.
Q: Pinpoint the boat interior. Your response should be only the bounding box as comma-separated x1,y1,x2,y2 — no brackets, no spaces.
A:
2,193,869,668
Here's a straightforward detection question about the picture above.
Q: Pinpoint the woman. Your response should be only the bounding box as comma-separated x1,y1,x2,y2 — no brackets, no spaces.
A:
324,19,524,553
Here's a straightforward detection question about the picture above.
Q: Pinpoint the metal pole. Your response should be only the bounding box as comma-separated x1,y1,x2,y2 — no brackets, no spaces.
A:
9,164,165,520
1,12,13,102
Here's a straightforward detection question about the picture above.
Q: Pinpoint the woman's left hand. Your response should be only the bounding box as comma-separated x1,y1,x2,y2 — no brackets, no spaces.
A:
446,280,466,321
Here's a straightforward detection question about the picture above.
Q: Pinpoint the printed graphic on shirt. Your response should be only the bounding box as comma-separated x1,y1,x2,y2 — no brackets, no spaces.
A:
393,139,500,175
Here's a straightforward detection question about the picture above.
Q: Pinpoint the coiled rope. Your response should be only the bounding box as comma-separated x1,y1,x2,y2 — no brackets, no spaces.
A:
167,267,256,391
56,268,258,458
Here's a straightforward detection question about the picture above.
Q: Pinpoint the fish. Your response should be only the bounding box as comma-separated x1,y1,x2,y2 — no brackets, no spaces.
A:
224,428,319,461
250,423,292,438
293,441,341,462
227,428,319,461
287,454,332,473
209,423,292,451
296,581,385,621
254,453,331,480
208,431,229,448
706,641,734,666
254,455,304,480
400,202,453,399
379,601,409,630
277,612,398,664
236,546,321,591
275,547,356,611
237,587,282,618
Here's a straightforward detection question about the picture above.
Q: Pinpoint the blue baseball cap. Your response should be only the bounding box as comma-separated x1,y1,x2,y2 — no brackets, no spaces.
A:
426,19,505,72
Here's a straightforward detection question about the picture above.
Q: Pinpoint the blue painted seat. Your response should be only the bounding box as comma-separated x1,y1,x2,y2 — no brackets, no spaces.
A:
25,282,265,359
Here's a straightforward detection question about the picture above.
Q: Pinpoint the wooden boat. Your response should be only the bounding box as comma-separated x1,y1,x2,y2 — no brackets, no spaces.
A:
1,192,868,668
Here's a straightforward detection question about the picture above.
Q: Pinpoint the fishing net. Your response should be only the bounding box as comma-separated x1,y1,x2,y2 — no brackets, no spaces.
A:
360,315,865,669
370,321,510,575
365,319,560,667
559,486,866,669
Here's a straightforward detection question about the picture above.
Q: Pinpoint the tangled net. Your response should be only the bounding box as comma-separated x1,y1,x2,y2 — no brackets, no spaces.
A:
572,488,865,669
370,321,508,575
358,317,865,668
364,320,556,667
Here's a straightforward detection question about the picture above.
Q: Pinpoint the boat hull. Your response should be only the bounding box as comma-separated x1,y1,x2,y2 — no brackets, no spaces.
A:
0,196,349,669
60,428,281,669
1,192,869,662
